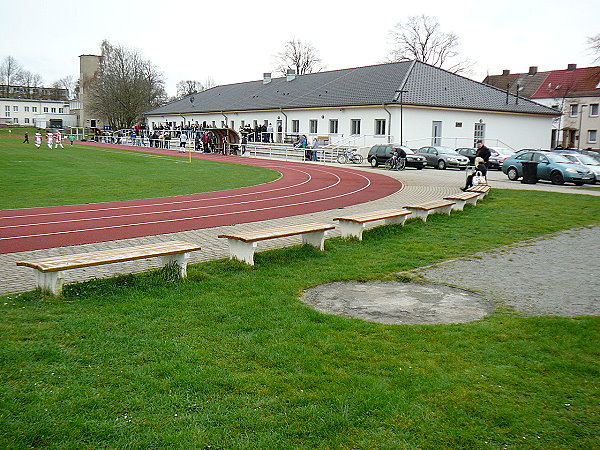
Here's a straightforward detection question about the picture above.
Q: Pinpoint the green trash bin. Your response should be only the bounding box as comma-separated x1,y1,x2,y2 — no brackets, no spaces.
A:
521,161,539,184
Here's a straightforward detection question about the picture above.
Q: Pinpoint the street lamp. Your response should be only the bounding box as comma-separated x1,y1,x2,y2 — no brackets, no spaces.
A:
577,105,587,149
395,89,408,145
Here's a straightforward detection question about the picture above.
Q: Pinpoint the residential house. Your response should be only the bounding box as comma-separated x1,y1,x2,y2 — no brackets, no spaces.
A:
484,64,600,150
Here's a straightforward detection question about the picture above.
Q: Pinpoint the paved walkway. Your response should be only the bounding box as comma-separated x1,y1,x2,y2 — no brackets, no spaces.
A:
2,160,598,295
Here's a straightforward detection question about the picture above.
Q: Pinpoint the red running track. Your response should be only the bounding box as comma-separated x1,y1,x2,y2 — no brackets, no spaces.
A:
0,143,401,254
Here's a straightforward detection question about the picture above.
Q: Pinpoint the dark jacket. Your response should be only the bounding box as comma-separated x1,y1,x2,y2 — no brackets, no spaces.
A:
476,145,491,163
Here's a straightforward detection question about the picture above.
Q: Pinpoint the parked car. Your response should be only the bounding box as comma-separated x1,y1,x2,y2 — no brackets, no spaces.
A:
416,146,469,170
502,150,594,185
489,147,515,167
367,145,426,169
456,147,502,169
557,152,600,183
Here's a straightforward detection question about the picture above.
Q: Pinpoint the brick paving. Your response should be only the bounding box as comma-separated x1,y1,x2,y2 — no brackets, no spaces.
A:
2,161,598,295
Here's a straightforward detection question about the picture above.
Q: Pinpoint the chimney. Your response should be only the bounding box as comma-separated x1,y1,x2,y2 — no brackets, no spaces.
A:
567,64,577,71
528,66,538,76
286,69,296,82
502,69,510,76
263,72,272,84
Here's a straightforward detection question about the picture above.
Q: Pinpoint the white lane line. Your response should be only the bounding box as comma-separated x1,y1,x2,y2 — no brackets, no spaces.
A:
0,171,346,231
0,176,374,241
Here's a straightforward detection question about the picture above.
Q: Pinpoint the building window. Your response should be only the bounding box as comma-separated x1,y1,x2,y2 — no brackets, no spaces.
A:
329,119,338,134
24,106,29,112
374,119,386,135
13,118,18,123
32,107,37,112
309,119,318,134
351,119,361,135
590,104,599,117
4,105,9,112
292,120,299,133
570,104,578,117
588,130,598,144
474,122,486,146
25,118,30,123
43,107,48,112
59,108,64,113
51,108,56,113
13,106,18,111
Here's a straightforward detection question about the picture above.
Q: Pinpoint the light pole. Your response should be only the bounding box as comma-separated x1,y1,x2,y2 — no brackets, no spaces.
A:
395,89,408,145
577,105,587,149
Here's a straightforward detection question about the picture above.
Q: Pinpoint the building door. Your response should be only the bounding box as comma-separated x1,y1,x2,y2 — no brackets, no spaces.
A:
432,121,442,146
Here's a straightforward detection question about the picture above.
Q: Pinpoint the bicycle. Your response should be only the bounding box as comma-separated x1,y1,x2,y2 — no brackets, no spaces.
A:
337,150,364,164
385,154,406,171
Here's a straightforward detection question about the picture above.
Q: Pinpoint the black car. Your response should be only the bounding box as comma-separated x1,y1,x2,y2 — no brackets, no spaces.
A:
456,147,502,170
367,145,426,169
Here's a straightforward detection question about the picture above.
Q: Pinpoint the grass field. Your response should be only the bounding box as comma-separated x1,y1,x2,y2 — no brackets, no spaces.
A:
0,127,279,209
1,185,599,448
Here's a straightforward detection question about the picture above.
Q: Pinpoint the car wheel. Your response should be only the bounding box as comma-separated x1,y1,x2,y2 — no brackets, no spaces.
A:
574,181,584,186
417,166,423,170
550,171,565,185
507,167,519,181
437,159,446,170
370,158,378,168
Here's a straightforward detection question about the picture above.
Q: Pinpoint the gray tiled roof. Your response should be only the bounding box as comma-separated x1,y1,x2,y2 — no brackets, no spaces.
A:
147,61,558,116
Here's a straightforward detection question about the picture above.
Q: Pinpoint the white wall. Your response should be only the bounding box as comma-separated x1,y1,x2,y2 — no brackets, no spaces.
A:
147,104,555,151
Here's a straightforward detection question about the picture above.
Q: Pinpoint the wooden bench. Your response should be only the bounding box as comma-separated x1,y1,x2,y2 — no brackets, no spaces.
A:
443,191,481,211
16,241,201,296
466,184,491,199
218,222,335,265
403,199,456,222
333,209,412,240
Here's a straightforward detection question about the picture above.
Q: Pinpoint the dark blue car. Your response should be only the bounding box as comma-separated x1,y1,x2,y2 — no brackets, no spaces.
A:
502,150,594,185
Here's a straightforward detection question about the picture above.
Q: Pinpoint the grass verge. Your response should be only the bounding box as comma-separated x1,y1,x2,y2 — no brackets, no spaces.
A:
0,128,279,209
1,190,599,448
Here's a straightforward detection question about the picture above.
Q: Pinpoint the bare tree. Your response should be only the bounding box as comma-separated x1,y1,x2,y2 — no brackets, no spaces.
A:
588,33,600,62
88,40,166,129
176,80,204,99
0,56,25,88
54,75,77,100
20,70,43,98
387,15,472,74
202,76,216,90
274,39,324,76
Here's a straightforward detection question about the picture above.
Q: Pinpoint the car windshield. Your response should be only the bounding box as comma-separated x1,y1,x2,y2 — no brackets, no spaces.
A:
436,147,458,154
401,147,415,155
492,148,514,156
547,153,573,164
574,154,599,165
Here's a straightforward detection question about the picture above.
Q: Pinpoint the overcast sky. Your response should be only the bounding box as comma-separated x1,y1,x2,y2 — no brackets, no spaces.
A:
1,0,598,97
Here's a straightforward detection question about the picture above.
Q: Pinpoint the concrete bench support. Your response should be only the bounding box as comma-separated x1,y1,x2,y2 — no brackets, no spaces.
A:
443,192,481,211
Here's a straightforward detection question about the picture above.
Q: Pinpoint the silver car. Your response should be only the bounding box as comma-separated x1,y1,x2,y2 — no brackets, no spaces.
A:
416,146,470,170
559,152,600,183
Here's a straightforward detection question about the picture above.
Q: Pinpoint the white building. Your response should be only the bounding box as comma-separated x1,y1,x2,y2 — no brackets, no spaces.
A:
145,61,559,150
0,97,76,128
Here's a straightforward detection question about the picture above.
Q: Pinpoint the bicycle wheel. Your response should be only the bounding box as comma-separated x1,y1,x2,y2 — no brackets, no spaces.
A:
397,158,406,171
336,154,348,164
385,158,395,170
351,154,364,164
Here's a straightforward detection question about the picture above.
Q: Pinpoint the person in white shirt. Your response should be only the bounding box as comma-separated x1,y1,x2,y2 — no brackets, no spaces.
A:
34,132,42,148
54,131,64,149
46,131,53,149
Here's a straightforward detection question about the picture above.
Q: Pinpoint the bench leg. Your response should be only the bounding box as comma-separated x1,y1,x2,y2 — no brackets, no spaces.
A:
406,208,429,222
466,197,479,206
34,270,64,296
450,200,466,211
384,215,409,226
160,252,190,278
302,230,328,250
338,220,366,240
435,205,454,215
226,239,257,265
